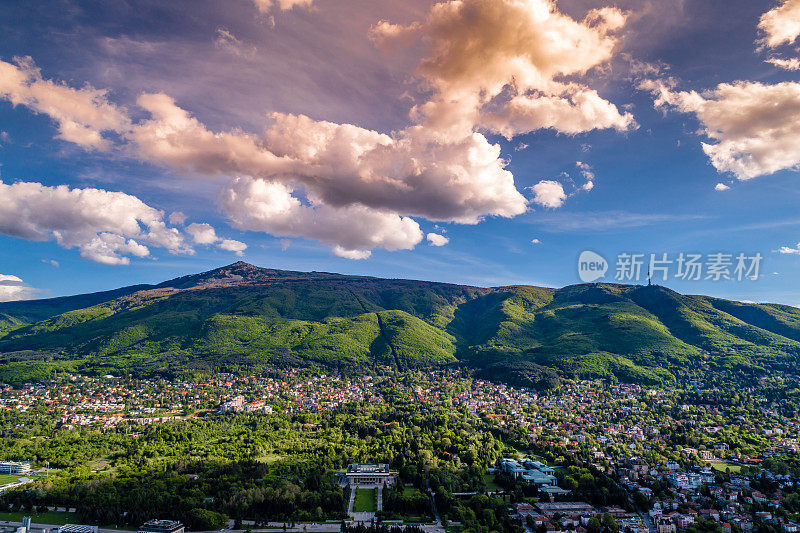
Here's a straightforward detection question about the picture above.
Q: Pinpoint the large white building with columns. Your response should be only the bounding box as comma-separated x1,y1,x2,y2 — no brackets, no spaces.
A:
345,463,398,486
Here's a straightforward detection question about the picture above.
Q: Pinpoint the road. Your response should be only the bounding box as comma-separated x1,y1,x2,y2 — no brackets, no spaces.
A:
425,478,445,533
0,520,345,533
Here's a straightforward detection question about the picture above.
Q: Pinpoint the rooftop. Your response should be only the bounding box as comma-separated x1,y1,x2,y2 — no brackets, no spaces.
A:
347,463,389,473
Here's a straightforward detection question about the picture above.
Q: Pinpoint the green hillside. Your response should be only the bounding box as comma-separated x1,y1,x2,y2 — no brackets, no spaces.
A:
0,262,799,387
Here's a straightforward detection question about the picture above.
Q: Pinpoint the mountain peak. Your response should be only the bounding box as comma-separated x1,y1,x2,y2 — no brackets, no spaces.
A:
153,262,335,290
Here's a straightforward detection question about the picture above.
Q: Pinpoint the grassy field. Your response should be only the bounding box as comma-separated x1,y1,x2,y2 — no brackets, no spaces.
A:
0,474,22,485
709,461,743,473
483,474,503,492
353,488,377,513
0,511,77,525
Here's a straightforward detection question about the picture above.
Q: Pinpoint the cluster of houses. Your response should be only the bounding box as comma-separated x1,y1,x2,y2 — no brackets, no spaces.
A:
218,395,273,414
616,456,800,533
512,501,648,533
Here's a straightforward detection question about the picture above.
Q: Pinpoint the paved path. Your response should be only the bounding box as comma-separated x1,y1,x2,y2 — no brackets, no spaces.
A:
0,521,346,533
348,484,377,524
347,486,357,517
425,478,445,533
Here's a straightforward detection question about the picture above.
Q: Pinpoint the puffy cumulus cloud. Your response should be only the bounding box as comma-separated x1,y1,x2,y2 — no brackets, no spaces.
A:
80,233,150,265
5,71,520,256
0,274,40,302
426,233,449,246
219,239,248,254
0,57,129,150
130,94,527,223
531,238,541,244
252,0,314,12
218,176,423,260
643,79,800,179
5,15,638,261
530,180,567,208
371,0,635,139
758,0,800,49
0,180,190,265
186,222,219,245
714,182,731,191
186,222,248,255
479,88,636,139
332,247,371,260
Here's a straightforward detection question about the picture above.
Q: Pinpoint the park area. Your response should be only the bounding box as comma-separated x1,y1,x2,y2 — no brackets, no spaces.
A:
0,475,22,485
353,488,377,513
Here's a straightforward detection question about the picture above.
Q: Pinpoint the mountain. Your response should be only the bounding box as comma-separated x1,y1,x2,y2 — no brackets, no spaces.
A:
0,261,799,387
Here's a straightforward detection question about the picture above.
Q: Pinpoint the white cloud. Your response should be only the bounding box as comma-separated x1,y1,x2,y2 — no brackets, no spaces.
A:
779,243,800,254
219,239,248,255
131,96,527,224
530,180,566,208
643,79,800,179
186,222,219,245
766,56,800,70
186,222,248,255
531,238,541,244
479,89,636,139
41,259,59,267
576,161,595,191
1,0,639,262
758,0,800,48
0,180,190,265
332,246,371,260
218,176,423,259
80,233,150,265
371,0,635,140
0,274,40,302
426,233,449,246
0,57,129,150
714,182,731,191
252,0,314,12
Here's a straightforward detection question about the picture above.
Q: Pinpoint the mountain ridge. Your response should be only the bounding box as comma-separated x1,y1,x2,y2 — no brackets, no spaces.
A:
0,262,798,387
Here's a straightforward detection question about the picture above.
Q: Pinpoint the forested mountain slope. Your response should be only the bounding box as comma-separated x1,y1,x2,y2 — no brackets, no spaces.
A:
1,262,798,386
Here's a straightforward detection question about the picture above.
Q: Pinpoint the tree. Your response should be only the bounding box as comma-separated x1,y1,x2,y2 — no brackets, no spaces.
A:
587,517,603,533
602,512,619,533
188,508,229,531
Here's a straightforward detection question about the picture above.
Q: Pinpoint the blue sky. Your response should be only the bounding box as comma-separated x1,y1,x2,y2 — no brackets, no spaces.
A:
2,0,800,305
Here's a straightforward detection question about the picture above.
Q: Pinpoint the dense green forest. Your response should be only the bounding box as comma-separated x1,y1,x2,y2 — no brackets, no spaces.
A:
1,262,800,386
0,391,544,532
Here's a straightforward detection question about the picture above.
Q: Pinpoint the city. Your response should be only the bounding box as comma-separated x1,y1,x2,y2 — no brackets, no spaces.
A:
1,370,798,533
3,0,800,532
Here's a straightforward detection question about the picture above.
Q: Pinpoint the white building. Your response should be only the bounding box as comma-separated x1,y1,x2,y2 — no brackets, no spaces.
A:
0,462,31,475
345,463,398,486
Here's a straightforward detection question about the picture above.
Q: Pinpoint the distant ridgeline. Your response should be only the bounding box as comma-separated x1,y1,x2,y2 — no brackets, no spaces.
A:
1,262,799,387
